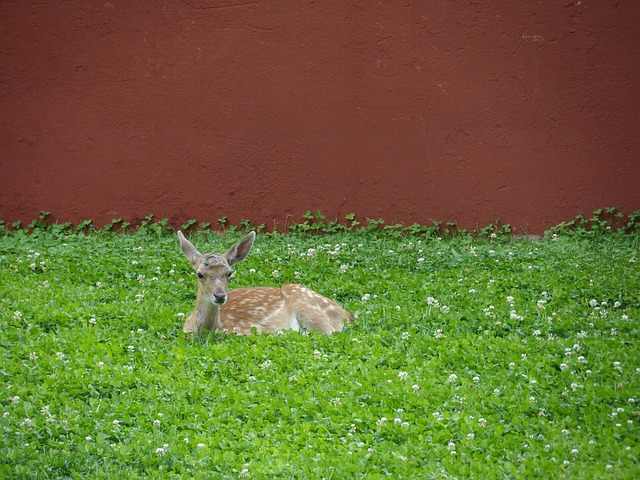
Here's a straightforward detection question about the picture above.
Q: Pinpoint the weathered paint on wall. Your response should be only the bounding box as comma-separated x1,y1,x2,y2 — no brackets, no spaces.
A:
1,1,639,233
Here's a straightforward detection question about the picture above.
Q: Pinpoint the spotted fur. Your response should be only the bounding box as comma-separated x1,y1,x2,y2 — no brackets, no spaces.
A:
178,231,353,335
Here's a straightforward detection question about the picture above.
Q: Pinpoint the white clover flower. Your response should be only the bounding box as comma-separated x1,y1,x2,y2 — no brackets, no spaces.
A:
155,447,165,456
239,468,250,478
478,418,487,427
447,373,458,383
153,419,161,426
21,418,34,428
426,296,440,308
29,352,38,361
361,293,370,301
376,417,387,427
260,360,271,370
401,331,410,340
398,371,408,381
447,441,456,451
412,384,420,391
483,306,496,317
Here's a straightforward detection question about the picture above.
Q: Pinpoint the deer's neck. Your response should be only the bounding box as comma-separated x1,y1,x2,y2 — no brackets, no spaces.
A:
185,289,221,333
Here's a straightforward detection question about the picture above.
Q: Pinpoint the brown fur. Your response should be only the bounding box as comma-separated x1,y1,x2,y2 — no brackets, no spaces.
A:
178,231,353,335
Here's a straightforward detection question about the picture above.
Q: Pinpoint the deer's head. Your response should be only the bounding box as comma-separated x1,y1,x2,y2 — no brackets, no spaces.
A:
178,231,255,306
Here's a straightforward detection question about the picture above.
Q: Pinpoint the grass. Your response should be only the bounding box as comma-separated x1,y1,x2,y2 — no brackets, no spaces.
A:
1,216,639,478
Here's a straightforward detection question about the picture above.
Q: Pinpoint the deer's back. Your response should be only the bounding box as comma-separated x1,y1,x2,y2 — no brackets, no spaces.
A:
220,284,351,334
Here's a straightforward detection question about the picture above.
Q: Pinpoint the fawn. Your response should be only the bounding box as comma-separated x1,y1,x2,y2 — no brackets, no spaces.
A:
178,231,353,335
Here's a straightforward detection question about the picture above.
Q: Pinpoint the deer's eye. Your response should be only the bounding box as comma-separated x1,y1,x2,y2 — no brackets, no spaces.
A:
197,272,204,279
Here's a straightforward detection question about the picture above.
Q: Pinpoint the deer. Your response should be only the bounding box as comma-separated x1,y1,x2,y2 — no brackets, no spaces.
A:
177,230,353,335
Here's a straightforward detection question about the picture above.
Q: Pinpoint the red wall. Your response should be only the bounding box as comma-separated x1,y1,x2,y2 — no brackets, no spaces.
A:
1,1,639,233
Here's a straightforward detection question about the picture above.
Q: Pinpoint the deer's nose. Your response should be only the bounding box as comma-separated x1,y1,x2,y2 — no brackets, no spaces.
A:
213,293,227,304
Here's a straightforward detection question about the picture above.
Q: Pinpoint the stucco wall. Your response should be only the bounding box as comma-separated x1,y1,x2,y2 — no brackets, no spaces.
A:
1,1,639,233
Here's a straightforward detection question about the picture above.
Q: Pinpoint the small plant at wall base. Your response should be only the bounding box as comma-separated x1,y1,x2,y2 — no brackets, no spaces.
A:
0,209,638,478
3,208,638,238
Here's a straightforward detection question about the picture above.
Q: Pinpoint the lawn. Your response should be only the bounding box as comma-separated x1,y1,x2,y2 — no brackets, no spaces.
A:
1,215,639,478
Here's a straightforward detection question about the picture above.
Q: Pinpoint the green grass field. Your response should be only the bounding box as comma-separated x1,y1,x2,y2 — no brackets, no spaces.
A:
1,214,639,478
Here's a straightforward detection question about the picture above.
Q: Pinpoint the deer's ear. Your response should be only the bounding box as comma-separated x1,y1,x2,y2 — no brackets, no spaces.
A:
178,231,201,264
225,231,255,266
